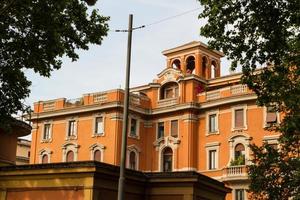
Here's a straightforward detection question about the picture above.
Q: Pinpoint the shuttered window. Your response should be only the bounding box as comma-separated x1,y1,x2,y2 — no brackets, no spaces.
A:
94,150,101,162
234,109,244,128
130,118,137,136
266,106,277,125
66,151,74,162
42,154,48,164
43,124,51,140
171,120,178,137
95,117,104,135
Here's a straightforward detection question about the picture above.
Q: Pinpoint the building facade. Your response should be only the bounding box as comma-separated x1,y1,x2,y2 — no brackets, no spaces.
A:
16,139,31,165
30,41,281,200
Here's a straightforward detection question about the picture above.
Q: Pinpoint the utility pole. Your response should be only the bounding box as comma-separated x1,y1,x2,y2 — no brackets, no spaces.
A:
117,14,133,200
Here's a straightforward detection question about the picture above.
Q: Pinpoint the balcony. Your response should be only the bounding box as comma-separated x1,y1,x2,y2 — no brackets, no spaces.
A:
42,101,56,111
157,97,179,108
231,84,248,95
222,165,248,182
65,98,83,107
93,92,108,104
206,91,220,101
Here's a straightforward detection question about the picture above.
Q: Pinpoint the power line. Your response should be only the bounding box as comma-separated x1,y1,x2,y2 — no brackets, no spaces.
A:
110,7,201,32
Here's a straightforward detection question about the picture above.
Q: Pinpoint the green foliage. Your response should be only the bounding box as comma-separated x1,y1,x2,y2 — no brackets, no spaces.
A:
198,0,300,199
230,155,245,166
0,0,109,129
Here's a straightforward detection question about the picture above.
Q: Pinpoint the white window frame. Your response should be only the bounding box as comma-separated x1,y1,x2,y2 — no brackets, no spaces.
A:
228,135,251,166
169,119,179,138
89,143,105,162
263,106,280,128
231,105,248,131
234,188,247,200
128,116,140,139
156,121,165,140
205,142,220,170
41,121,53,142
62,142,79,162
159,145,175,172
92,114,105,137
38,148,52,164
206,110,219,135
126,145,140,170
65,118,78,140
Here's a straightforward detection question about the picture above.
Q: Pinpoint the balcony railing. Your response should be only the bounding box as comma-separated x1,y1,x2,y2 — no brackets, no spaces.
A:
223,165,247,177
157,97,179,108
130,94,141,106
206,91,220,101
231,84,248,95
43,101,55,111
93,93,108,104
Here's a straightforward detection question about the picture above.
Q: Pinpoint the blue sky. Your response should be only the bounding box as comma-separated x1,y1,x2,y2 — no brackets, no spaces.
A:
25,0,233,107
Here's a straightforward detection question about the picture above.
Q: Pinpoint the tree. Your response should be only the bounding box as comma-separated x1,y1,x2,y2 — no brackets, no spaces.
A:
0,0,109,130
198,0,300,199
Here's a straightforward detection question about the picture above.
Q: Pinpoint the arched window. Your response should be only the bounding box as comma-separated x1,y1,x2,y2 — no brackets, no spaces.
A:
66,150,74,162
211,60,217,78
160,82,179,100
172,59,181,70
163,147,173,172
129,151,137,170
234,143,245,165
202,57,208,78
94,150,101,162
186,56,195,74
42,154,48,164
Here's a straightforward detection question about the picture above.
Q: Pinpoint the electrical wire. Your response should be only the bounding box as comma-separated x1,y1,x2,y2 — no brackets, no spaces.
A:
111,7,201,32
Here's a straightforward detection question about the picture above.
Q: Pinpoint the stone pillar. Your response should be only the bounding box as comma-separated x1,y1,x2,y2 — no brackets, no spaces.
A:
195,52,202,77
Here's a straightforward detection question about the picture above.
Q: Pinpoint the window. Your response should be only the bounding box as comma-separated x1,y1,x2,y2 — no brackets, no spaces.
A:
93,150,101,162
42,154,48,164
209,114,217,133
43,124,51,140
66,150,74,162
234,109,244,128
265,106,278,127
171,120,178,137
232,143,245,165
95,117,104,135
206,142,220,170
68,120,76,137
89,143,105,162
235,189,245,200
157,122,164,139
186,56,195,74
39,149,52,164
129,151,137,170
163,147,173,172
160,82,179,100
208,150,217,170
130,118,137,137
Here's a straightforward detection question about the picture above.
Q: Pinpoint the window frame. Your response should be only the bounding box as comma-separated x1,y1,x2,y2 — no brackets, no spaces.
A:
206,110,219,135
170,119,179,138
89,143,105,162
93,115,105,137
65,118,78,140
231,105,248,131
128,116,140,139
157,121,165,139
263,106,280,128
38,148,52,164
41,121,53,142
126,145,140,170
205,142,220,170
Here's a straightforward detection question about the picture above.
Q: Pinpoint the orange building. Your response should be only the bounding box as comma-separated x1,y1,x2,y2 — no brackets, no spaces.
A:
30,41,281,200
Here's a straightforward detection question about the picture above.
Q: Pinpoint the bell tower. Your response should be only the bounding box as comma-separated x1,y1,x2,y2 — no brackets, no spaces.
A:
162,41,224,79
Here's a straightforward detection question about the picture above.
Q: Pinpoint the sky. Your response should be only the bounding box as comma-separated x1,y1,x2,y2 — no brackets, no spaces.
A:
25,0,234,113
